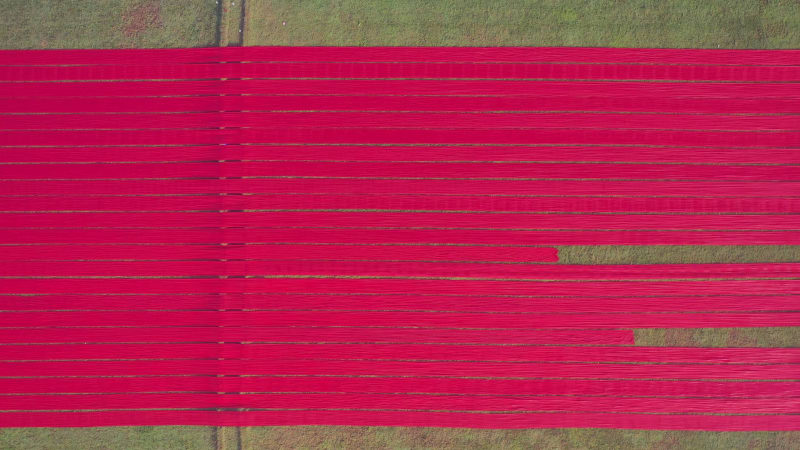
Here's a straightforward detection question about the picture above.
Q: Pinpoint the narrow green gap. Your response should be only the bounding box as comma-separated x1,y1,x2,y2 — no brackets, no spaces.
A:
636,327,800,348
558,245,800,265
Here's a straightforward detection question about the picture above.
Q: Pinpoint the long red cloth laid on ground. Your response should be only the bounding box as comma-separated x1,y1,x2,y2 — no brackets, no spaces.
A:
3,228,799,245
3,128,798,146
5,79,800,98
2,162,799,181
1,393,796,414
3,261,799,278
0,327,635,345
2,376,796,397
4,360,796,380
4,212,800,230
1,294,798,313
5,111,799,130
3,179,795,196
0,46,798,430
0,410,796,431
6,95,800,115
2,145,799,165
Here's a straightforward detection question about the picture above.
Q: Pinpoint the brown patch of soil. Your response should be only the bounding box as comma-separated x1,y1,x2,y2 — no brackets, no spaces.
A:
122,0,163,37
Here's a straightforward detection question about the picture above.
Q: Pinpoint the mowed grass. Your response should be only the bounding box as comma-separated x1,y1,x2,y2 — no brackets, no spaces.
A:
220,0,244,47
245,0,800,48
0,426,215,450
560,245,800,265
637,327,800,348
240,427,800,449
0,0,216,49
2,0,800,448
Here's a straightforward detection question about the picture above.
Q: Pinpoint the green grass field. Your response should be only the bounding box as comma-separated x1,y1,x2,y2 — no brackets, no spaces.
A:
245,0,800,48
0,0,216,49
0,0,798,448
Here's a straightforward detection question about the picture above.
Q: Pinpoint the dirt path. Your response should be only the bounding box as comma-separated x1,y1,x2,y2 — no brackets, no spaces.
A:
216,2,246,446
219,0,246,47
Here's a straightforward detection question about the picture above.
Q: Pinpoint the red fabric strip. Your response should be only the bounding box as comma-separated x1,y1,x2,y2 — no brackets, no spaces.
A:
3,62,800,82
5,111,798,131
3,162,798,181
226,145,800,165
2,359,795,380
0,244,555,263
3,127,798,147
0,327,632,345
2,196,798,213
0,409,796,430
1,278,797,295
1,294,796,313
0,129,225,146
2,228,798,245
2,261,798,279
0,245,228,261
4,94,798,115
1,342,799,363
5,80,800,99
0,161,764,181
0,146,223,163
0,376,793,398
3,310,799,329
2,179,794,197
0,393,795,414
242,127,800,147
4,212,797,231
3,145,800,165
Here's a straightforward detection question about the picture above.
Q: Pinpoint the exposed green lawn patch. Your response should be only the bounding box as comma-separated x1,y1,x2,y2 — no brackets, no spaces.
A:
559,245,800,265
220,0,244,46
240,426,799,449
637,327,800,347
0,0,216,49
0,426,215,450
245,0,800,48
